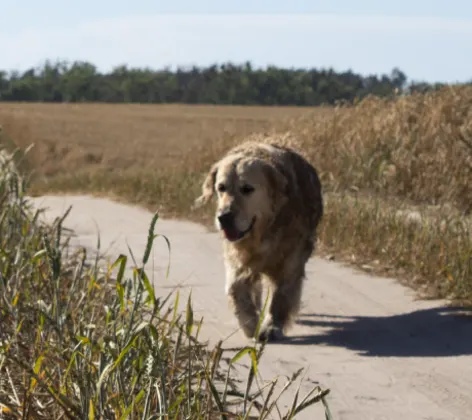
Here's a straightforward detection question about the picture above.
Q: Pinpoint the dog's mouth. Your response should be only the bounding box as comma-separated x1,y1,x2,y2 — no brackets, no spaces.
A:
222,217,256,242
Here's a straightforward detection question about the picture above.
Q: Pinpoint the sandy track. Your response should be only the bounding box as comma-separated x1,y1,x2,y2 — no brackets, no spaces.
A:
30,195,472,420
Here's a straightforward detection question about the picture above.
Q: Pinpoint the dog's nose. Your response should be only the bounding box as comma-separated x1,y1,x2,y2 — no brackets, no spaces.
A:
217,211,234,228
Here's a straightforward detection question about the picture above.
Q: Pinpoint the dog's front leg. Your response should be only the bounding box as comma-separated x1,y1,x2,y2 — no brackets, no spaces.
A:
225,265,261,339
258,268,305,343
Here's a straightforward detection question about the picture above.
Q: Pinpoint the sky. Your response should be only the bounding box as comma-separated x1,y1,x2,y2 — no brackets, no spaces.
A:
2,0,472,84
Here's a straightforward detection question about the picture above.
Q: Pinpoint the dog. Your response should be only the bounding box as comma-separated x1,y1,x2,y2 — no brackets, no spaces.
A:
194,138,323,342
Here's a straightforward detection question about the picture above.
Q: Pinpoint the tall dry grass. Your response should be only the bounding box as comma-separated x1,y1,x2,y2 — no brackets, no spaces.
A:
284,87,472,300
0,88,470,303
288,86,472,214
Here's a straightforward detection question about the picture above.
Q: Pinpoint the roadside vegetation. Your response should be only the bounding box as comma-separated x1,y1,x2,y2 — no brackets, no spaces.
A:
287,86,472,302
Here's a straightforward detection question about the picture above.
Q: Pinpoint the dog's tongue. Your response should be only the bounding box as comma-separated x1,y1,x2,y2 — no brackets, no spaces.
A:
223,227,240,242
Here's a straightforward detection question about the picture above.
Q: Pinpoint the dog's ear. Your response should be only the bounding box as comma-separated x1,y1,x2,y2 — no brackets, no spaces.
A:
193,162,219,209
263,163,288,212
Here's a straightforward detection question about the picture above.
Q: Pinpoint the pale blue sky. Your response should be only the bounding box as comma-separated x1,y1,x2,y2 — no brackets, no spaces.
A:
2,0,472,83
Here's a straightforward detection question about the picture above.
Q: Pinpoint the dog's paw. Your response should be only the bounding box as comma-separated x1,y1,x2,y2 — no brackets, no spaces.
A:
257,325,285,343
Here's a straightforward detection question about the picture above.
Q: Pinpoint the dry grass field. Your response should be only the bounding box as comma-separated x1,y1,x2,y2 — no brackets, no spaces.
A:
0,103,317,219
0,87,471,304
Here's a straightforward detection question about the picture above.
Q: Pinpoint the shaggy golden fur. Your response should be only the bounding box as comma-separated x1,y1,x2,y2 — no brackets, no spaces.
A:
195,138,323,342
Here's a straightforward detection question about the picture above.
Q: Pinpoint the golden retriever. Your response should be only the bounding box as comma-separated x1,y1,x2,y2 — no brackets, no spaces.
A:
194,138,323,342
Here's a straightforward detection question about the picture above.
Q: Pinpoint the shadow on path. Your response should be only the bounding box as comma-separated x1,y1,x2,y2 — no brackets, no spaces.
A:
277,306,472,357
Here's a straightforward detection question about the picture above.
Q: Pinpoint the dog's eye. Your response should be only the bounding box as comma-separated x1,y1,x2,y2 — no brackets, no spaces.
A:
217,183,226,193
240,185,255,195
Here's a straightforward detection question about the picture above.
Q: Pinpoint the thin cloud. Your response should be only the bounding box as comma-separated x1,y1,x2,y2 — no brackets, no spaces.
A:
79,13,472,34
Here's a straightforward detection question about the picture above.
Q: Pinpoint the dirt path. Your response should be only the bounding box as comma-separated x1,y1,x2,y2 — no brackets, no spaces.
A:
30,195,472,420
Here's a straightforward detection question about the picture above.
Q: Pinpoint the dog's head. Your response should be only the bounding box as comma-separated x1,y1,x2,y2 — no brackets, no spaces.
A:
195,153,288,243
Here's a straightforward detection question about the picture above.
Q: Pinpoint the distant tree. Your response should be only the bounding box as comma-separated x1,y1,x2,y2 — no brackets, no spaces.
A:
61,61,99,102
390,67,407,91
0,71,8,100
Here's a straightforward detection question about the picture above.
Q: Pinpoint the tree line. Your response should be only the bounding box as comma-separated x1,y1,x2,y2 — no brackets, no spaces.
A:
0,60,454,106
